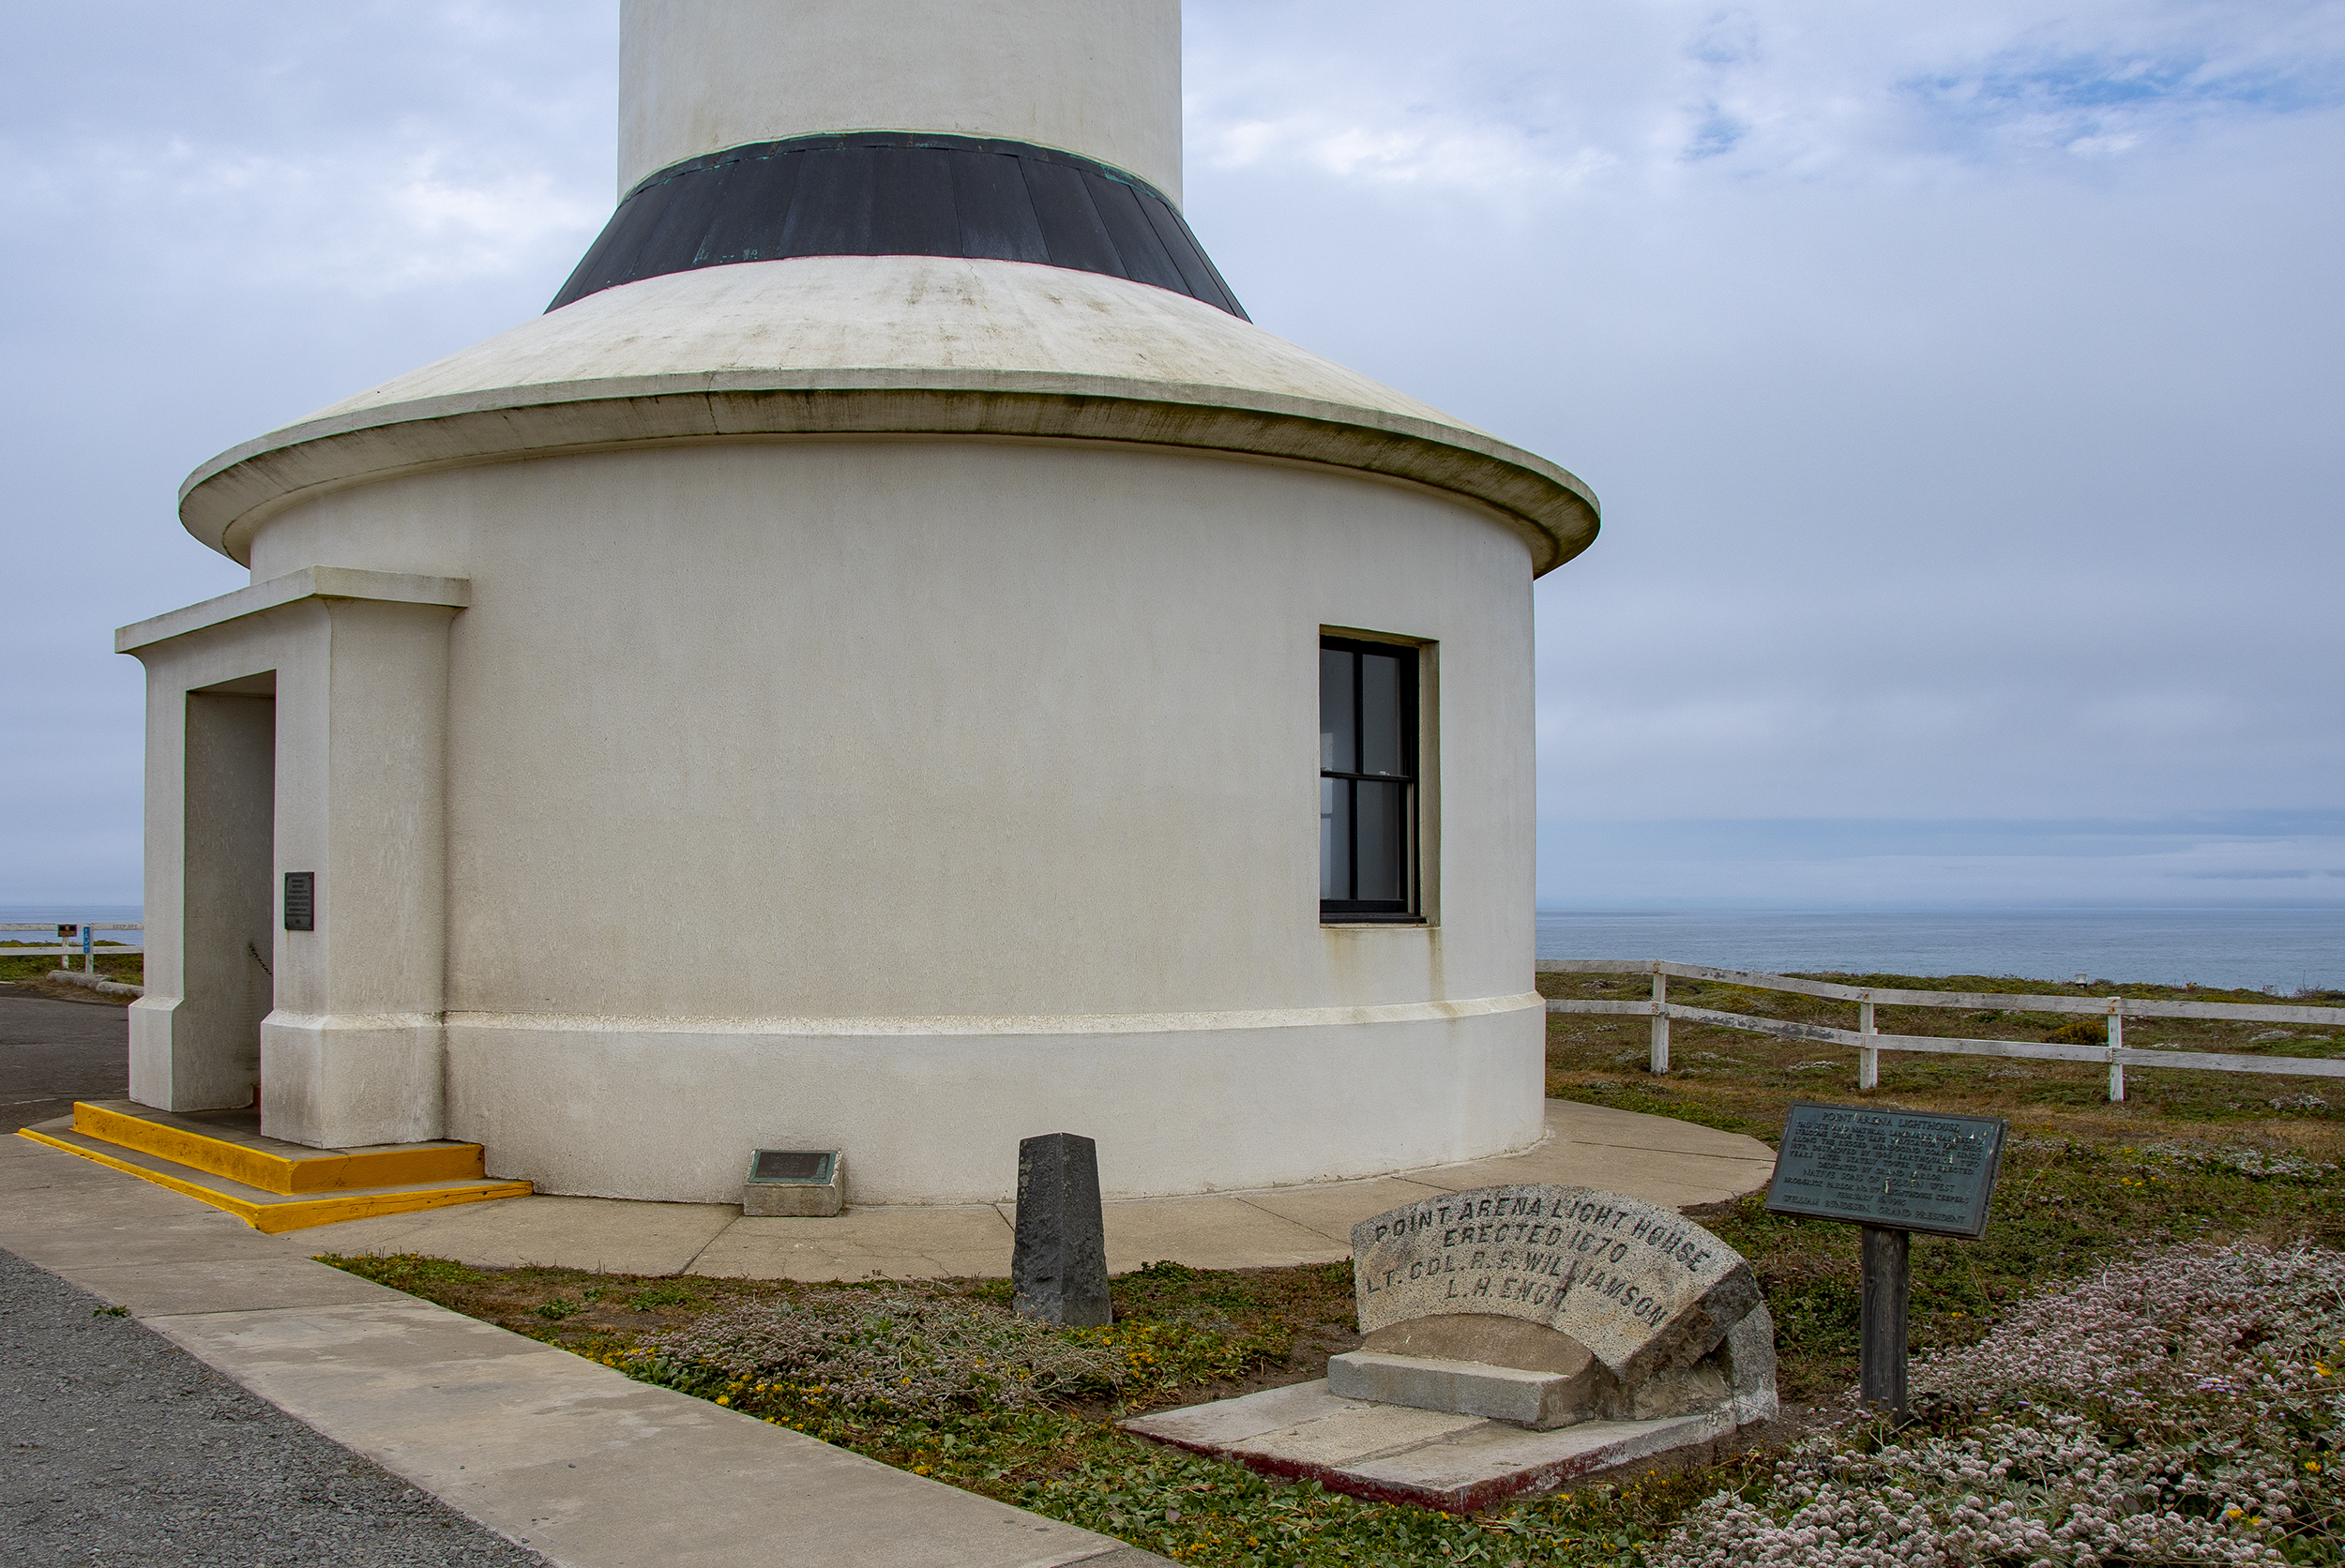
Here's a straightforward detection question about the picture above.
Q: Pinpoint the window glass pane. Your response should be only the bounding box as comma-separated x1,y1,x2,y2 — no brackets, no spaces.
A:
1320,776,1351,899
1320,649,1354,773
1359,652,1406,777
1354,779,1407,902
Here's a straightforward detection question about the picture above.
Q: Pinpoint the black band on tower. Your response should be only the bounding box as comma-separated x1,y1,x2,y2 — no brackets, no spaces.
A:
550,133,1248,318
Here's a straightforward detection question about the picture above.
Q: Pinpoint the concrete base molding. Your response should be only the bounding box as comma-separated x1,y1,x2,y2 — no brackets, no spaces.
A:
261,1012,446,1149
445,998,1546,1205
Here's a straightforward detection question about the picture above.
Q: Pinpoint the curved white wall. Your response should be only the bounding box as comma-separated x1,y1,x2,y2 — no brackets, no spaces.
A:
618,0,1183,201
247,436,1542,1203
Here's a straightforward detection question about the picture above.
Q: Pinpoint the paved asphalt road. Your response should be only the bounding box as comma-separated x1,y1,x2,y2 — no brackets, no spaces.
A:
1,982,129,1133
0,988,548,1567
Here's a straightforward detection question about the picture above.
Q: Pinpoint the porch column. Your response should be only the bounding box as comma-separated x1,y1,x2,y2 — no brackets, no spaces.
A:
120,568,469,1144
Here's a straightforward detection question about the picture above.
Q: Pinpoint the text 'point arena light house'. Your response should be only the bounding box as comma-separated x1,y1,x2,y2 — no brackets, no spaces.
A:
117,0,1601,1206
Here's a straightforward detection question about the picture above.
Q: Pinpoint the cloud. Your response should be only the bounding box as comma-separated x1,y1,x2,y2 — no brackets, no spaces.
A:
3,1,2340,913
0,2,619,904
9,138,602,299
1187,0,2345,187
1183,1,2345,907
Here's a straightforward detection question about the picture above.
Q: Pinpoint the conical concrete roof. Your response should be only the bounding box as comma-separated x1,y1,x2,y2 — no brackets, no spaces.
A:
181,255,1598,571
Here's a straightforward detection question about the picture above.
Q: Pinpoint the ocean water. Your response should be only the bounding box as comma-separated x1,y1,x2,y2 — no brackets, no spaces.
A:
0,904,144,940
10,904,2340,995
1536,907,2345,994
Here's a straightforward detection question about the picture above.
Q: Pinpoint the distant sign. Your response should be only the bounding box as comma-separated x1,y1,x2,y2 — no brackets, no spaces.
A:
1766,1103,2008,1239
57,925,77,940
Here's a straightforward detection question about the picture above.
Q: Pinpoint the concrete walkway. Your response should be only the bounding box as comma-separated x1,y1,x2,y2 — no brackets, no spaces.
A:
0,1131,1166,1568
298,1101,1778,1277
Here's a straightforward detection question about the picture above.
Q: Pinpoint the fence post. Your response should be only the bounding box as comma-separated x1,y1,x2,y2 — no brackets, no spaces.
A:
82,926,94,973
1858,995,1879,1091
1649,962,1670,1075
2107,998,2125,1102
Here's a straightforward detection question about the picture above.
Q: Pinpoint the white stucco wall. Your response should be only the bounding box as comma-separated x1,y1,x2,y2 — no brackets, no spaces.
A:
242,437,1544,1202
618,0,1183,201
121,573,468,1148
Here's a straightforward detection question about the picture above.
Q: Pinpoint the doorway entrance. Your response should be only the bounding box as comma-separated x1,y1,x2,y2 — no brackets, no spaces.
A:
178,674,275,1110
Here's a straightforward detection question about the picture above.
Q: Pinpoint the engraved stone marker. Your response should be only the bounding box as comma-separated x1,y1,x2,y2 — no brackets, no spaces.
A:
1012,1132,1111,1328
1352,1184,1762,1386
1127,1184,1778,1505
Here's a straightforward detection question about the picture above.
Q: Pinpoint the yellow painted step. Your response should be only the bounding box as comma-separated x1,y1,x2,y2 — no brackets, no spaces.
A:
16,1123,532,1234
71,1100,485,1194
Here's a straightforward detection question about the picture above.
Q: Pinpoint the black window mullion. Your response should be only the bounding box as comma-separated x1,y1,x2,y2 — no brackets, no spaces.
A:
1347,776,1359,901
1321,636,1420,922
1349,652,1364,900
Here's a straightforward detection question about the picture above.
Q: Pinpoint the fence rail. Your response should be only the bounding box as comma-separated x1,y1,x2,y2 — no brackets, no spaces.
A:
1538,957,2345,1103
0,922,145,973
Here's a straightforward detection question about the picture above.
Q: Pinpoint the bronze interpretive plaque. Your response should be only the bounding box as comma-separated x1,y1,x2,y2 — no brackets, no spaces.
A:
1765,1103,2008,1238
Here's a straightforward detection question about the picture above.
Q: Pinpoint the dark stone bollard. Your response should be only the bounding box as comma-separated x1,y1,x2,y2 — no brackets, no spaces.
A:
1012,1132,1112,1327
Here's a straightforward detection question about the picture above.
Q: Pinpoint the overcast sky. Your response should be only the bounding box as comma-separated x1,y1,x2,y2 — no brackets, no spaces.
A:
4,1,2340,911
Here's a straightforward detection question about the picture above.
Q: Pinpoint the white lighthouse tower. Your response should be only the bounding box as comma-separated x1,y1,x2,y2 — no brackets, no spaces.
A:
119,0,1599,1205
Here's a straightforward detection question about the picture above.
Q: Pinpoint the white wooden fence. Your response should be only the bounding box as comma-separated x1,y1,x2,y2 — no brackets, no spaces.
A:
0,922,144,972
1539,958,2345,1104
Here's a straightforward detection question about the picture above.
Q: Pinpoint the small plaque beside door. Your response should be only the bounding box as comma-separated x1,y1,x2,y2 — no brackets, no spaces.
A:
283,872,315,931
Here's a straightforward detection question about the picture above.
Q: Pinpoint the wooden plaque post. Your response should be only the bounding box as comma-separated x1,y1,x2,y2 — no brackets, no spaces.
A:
1858,1225,1911,1413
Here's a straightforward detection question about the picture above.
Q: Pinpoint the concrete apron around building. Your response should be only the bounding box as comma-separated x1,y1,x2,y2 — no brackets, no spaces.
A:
287,1101,1779,1277
0,1130,1169,1568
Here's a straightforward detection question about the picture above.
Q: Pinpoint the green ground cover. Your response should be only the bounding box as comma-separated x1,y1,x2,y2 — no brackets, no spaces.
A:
322,1252,1720,1565
316,969,2345,1564
0,942,142,989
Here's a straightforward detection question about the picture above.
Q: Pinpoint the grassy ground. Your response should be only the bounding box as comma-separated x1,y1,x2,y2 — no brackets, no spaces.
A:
309,968,2345,1563
1540,969,2345,1145
0,943,142,999
321,1253,1719,1565
1543,968,2345,1402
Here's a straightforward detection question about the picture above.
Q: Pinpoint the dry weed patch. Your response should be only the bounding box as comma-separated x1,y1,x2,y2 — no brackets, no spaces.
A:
1669,1244,2345,1564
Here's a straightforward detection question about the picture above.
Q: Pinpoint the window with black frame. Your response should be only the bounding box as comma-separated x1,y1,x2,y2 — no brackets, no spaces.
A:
1320,637,1419,921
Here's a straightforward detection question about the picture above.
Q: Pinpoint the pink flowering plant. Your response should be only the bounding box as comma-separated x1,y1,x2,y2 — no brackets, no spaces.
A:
1664,1244,2345,1565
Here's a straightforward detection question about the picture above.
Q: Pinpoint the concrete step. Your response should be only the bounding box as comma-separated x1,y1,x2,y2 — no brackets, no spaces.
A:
67,1099,488,1193
1326,1349,1589,1429
16,1111,530,1234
